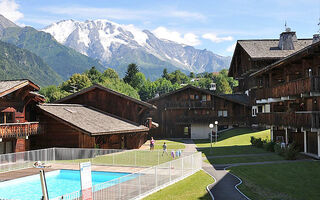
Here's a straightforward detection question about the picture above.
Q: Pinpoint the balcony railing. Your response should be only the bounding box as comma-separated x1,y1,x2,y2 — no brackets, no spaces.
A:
165,101,213,109
0,122,42,138
256,76,320,100
256,112,320,129
176,115,248,124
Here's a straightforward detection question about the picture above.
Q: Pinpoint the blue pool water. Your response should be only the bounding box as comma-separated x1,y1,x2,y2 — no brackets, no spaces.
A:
0,170,135,200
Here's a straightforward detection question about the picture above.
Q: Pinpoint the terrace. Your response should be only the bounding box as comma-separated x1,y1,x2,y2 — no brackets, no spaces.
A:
255,76,320,100
0,122,42,138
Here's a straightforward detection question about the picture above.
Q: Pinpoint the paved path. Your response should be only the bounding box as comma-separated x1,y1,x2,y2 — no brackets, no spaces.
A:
182,139,248,200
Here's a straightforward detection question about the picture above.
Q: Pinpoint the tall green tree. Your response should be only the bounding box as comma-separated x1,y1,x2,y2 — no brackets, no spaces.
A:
162,68,169,79
102,68,119,80
123,63,139,85
84,66,102,83
60,73,92,93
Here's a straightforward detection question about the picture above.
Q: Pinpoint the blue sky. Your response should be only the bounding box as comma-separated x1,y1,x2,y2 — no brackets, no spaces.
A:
0,0,320,56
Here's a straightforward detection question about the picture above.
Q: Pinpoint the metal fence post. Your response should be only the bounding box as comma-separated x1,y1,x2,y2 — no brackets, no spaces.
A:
169,161,171,182
155,166,158,187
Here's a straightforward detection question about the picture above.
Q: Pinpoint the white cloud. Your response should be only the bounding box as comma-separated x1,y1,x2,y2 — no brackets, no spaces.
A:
153,26,201,46
226,43,236,52
202,33,233,43
0,0,23,22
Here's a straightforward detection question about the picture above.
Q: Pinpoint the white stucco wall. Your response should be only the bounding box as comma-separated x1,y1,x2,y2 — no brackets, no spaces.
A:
191,123,211,139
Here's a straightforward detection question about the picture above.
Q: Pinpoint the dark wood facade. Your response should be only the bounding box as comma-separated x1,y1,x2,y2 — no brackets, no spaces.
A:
149,85,250,139
250,39,320,158
32,84,155,150
0,80,44,154
57,84,155,125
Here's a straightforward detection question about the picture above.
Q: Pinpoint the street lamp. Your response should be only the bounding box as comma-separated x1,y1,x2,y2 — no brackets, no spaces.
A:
209,123,214,149
215,121,218,143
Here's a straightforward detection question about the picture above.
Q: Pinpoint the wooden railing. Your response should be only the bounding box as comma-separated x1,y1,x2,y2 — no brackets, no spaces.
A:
176,115,248,124
256,112,320,128
256,76,320,100
0,122,42,138
165,101,213,109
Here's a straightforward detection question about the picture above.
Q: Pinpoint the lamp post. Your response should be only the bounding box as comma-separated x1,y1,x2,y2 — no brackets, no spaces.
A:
215,121,218,143
209,124,214,150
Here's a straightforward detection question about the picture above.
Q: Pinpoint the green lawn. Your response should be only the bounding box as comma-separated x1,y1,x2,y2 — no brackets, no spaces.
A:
194,128,270,148
143,170,213,200
230,161,320,200
194,128,270,157
154,139,186,150
204,154,284,165
55,150,175,167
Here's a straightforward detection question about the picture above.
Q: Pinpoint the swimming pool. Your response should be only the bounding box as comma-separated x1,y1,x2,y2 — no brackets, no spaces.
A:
0,170,135,200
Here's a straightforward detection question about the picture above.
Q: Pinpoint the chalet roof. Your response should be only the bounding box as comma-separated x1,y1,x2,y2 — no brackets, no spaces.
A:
220,94,250,106
237,39,312,60
38,104,149,136
56,84,156,109
148,85,249,106
251,40,320,77
0,79,40,97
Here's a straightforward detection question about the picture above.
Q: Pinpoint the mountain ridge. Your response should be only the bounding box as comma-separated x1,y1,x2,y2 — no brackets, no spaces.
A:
42,19,231,78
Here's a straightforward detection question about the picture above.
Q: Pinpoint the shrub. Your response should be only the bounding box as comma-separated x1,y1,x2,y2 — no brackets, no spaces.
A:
274,143,285,156
284,143,299,160
250,136,264,148
263,141,276,152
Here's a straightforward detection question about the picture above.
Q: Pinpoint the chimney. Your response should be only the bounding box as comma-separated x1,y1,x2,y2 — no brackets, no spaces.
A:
278,28,297,50
313,34,320,43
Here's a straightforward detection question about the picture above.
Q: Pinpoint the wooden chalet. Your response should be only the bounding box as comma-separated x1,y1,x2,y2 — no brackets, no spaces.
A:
32,84,156,149
0,80,44,154
229,30,312,95
148,85,250,139
251,37,320,158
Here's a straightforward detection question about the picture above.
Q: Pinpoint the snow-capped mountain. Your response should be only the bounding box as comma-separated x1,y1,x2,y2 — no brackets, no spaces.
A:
42,19,231,77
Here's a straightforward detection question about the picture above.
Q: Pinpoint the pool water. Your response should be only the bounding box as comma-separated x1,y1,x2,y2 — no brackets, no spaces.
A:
0,170,135,200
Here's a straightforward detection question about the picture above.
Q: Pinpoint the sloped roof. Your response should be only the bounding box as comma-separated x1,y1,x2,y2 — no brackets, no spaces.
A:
38,104,149,135
220,94,250,106
148,85,249,106
0,79,40,97
56,84,156,109
237,39,312,59
251,40,320,77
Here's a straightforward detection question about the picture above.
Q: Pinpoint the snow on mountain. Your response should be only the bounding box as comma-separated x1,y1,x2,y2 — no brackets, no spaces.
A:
42,19,231,75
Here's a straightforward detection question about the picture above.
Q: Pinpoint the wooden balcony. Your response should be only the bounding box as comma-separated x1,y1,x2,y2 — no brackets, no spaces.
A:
0,122,42,138
256,76,320,100
256,112,320,129
165,101,213,109
176,115,248,125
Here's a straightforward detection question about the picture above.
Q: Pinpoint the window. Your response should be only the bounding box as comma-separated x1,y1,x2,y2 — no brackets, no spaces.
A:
190,94,194,100
207,95,211,101
252,106,258,117
202,95,207,101
195,95,199,100
218,110,228,117
223,110,228,117
264,104,270,113
258,106,263,113
184,127,189,136
0,112,14,124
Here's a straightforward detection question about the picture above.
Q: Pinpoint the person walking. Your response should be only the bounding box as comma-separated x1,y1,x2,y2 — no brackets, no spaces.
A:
162,142,168,156
150,137,155,150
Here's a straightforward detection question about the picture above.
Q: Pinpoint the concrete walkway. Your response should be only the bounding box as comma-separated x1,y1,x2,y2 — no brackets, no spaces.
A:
182,139,248,200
